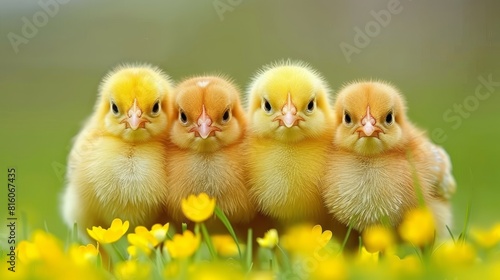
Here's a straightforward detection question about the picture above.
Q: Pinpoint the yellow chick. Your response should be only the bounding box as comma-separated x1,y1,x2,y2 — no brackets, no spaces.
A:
165,76,254,225
322,81,456,235
61,64,174,237
246,61,335,226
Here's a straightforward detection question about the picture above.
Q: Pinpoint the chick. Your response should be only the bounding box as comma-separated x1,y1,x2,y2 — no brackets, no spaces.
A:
246,61,335,226
322,81,456,234
166,76,254,225
61,64,173,237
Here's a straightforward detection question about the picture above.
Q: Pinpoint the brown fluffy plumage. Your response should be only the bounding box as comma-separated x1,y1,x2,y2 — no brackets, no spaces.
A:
61,64,174,237
165,76,254,225
322,81,456,234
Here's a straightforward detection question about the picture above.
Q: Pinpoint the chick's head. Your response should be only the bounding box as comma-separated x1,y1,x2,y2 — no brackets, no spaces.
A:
334,81,408,155
96,65,174,142
247,61,333,143
170,76,246,153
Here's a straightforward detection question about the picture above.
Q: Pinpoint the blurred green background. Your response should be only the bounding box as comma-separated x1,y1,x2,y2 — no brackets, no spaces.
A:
1,0,499,242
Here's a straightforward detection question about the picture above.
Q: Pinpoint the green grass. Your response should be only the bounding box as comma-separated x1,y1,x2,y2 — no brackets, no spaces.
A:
1,0,499,247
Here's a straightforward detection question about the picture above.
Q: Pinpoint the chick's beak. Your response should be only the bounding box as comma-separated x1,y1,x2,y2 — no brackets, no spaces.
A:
189,105,221,139
357,106,382,138
122,99,150,130
274,92,304,128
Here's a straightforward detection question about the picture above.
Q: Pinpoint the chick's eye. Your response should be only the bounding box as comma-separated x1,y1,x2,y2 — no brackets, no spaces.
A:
262,99,272,113
344,112,351,124
111,102,119,115
152,101,160,114
179,110,188,124
385,112,393,124
307,99,315,112
222,109,230,122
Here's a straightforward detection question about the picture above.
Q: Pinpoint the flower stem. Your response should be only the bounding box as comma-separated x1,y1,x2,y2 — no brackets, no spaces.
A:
215,206,242,259
339,222,353,254
200,223,217,260
103,242,126,263
459,202,471,245
246,228,253,272
276,244,292,273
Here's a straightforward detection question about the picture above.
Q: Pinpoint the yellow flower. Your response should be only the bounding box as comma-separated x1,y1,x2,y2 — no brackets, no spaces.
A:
126,245,156,259
14,231,107,280
188,262,245,280
70,244,99,265
163,261,180,278
79,244,99,259
362,225,395,253
470,223,500,248
312,224,333,246
281,224,333,255
211,235,244,257
127,223,169,255
181,193,216,223
115,260,152,280
387,254,421,277
432,241,476,267
489,260,500,279
358,246,379,263
17,240,41,263
398,207,435,247
165,230,201,259
150,223,170,242
127,245,140,259
128,226,159,249
311,257,347,280
257,229,279,249
87,218,129,244
17,230,65,265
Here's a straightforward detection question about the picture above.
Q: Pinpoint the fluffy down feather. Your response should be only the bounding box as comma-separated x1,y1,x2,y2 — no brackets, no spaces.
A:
322,81,456,234
61,64,173,237
246,61,335,226
165,76,254,225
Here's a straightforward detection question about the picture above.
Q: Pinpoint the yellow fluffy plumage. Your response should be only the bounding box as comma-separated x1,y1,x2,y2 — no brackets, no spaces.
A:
165,75,254,225
246,61,335,226
61,64,173,237
322,81,456,234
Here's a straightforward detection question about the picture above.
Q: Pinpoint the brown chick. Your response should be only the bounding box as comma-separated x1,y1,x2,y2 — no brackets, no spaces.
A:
165,76,254,227
322,81,456,235
61,64,174,239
